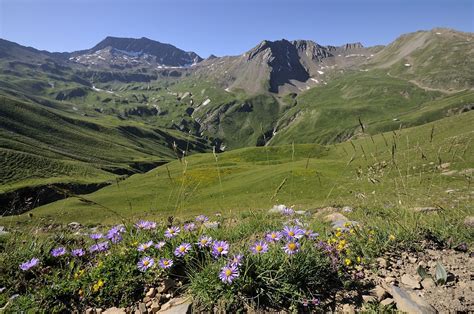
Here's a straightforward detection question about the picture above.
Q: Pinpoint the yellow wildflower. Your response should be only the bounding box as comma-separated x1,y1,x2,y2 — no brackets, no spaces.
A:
92,279,104,292
356,256,362,264
389,234,396,241
74,269,85,280
344,258,352,266
335,231,343,238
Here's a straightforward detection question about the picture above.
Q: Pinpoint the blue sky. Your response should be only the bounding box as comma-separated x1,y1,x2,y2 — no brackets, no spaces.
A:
0,0,472,57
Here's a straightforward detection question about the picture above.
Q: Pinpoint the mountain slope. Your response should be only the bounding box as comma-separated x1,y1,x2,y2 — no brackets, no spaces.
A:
193,39,379,94
69,36,203,69
368,28,474,91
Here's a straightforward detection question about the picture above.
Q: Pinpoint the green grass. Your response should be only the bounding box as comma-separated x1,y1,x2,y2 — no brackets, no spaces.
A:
6,111,472,246
0,94,209,193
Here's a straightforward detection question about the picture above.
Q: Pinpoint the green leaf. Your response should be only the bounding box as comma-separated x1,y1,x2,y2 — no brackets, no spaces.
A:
435,261,447,285
417,265,428,279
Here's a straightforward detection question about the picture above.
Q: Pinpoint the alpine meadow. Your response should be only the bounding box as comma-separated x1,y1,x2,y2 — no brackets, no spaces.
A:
0,1,473,312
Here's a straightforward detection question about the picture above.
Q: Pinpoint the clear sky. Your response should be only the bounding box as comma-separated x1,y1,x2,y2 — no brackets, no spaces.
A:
0,0,472,57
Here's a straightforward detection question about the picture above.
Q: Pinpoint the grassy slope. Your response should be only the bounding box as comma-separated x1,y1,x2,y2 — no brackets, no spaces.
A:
0,94,209,193
6,111,472,226
269,70,474,145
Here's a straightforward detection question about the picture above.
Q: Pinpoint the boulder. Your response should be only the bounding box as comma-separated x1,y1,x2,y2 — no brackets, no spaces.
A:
391,286,436,314
158,297,192,313
464,216,474,228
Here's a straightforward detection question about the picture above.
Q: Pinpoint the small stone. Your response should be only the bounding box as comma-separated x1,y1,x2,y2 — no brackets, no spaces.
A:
440,162,451,169
295,210,308,215
380,298,394,306
464,216,474,228
158,279,176,294
203,221,220,229
85,309,94,314
401,274,421,289
421,277,436,289
377,257,388,268
362,295,376,303
408,257,417,263
143,296,151,303
342,304,355,314
146,301,152,308
151,301,161,313
385,276,396,284
96,309,103,314
342,206,353,213
370,285,389,301
138,303,147,314
146,287,156,298
68,222,81,229
103,307,126,314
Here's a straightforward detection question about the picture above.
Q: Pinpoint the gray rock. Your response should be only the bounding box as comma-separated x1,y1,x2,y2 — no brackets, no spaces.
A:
203,221,219,229
377,257,388,268
391,286,436,314
421,277,436,289
295,210,308,216
96,309,103,314
268,204,288,214
385,276,396,284
146,287,156,298
0,226,8,236
342,206,354,213
380,298,394,306
158,279,176,294
370,285,389,301
401,274,421,289
103,307,127,314
151,301,161,313
138,302,147,314
68,222,82,229
158,298,191,313
362,295,376,303
85,309,94,314
341,304,355,314
464,216,474,228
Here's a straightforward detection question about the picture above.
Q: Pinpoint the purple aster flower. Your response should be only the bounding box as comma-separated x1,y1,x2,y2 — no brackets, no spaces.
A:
197,235,213,248
174,243,192,257
98,241,109,252
282,207,295,216
19,258,39,271
250,241,269,254
265,231,282,242
212,240,229,258
219,264,239,284
158,258,173,269
106,225,125,243
51,247,67,257
230,254,244,267
154,241,166,250
183,223,196,232
135,220,157,230
137,256,154,272
283,226,305,239
71,249,85,257
138,240,153,252
304,229,319,239
90,233,103,240
195,215,209,223
164,226,180,238
283,241,300,255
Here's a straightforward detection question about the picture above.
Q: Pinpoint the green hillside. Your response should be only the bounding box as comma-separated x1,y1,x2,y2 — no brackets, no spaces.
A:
6,110,471,225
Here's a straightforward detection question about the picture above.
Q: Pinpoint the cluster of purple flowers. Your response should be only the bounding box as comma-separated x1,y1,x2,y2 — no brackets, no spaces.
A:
219,254,244,284
195,215,209,223
135,220,157,230
51,247,67,257
106,225,126,243
89,241,109,253
19,258,39,271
